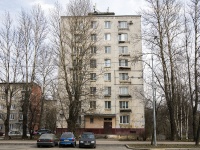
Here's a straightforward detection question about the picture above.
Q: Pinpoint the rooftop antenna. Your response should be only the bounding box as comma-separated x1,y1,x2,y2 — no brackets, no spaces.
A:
93,3,96,12
107,7,109,12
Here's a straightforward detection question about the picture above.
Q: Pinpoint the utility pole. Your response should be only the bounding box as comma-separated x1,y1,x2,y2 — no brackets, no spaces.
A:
152,36,157,146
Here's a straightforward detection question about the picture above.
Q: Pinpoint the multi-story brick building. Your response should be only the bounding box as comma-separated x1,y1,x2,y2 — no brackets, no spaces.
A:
0,83,41,133
57,11,144,136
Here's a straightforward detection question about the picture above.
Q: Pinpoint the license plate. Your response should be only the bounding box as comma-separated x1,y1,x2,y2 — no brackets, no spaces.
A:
64,140,69,141
85,143,90,145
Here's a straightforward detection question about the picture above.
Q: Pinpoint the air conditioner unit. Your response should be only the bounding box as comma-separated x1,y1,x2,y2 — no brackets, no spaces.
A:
129,21,133,25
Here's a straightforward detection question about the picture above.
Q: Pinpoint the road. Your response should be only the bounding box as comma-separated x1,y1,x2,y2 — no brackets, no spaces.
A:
0,145,128,150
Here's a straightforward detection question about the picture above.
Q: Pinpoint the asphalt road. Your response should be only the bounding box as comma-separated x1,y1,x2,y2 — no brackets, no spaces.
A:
0,144,128,150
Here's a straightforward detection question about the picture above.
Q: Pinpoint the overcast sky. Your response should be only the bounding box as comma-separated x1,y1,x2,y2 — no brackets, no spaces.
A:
0,0,146,16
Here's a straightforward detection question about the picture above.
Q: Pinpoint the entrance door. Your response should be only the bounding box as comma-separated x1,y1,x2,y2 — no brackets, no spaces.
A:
104,122,112,134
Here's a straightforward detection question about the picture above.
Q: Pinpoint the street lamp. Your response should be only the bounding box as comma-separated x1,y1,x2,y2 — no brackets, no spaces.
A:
152,36,157,146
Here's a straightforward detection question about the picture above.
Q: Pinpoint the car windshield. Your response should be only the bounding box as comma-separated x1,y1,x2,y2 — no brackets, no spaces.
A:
61,133,73,138
81,134,94,139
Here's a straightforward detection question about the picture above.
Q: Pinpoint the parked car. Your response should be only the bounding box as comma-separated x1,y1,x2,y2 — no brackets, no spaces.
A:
3,131,30,139
36,129,52,135
37,133,59,147
79,132,96,148
59,132,76,147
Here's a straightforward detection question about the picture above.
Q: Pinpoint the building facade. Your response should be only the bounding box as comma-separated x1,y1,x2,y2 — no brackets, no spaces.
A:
57,12,144,136
0,83,41,133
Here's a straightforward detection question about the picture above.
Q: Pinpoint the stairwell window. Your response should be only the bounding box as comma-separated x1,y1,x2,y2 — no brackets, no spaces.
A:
118,33,128,42
119,87,129,95
105,101,111,109
105,21,111,29
90,59,96,68
104,33,111,41
105,46,111,54
118,21,128,29
120,101,129,109
120,115,129,124
90,101,96,109
90,73,96,80
104,59,111,67
91,46,96,54
10,114,15,120
119,46,128,54
119,73,129,80
91,21,97,29
90,87,96,95
104,73,111,81
104,87,111,96
91,34,97,41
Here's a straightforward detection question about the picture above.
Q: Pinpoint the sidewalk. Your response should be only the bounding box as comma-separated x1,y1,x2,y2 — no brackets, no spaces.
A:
0,138,196,145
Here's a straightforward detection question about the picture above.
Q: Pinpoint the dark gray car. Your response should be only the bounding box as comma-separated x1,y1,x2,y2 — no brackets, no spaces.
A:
37,133,58,147
79,132,96,148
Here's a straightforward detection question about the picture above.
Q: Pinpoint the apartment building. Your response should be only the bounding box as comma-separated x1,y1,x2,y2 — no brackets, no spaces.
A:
57,11,144,136
0,83,41,133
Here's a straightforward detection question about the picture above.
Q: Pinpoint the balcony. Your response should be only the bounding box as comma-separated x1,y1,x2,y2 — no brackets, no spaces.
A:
118,94,131,98
120,109,132,113
119,66,131,70
119,53,130,57
119,80,131,84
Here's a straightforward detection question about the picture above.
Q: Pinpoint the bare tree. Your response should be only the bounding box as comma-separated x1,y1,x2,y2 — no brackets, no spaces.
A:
50,0,101,133
142,0,184,141
186,0,200,144
0,12,22,139
17,5,48,138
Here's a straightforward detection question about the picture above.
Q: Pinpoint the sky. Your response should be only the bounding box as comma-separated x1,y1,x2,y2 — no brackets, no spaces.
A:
0,0,146,17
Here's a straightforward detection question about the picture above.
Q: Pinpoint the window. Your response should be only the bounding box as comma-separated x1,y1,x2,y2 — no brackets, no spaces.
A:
90,117,94,123
105,21,111,28
10,114,15,120
119,73,129,80
118,33,128,42
91,34,97,41
11,104,15,110
118,21,128,29
105,101,111,109
19,113,23,120
104,73,111,81
90,87,96,95
74,34,82,43
0,124,2,130
9,124,14,130
90,101,96,109
0,104,4,110
91,46,96,54
120,101,129,109
104,33,111,40
104,59,111,67
77,116,81,124
90,73,96,80
119,46,128,54
90,59,96,68
119,87,129,95
119,59,128,67
91,21,97,29
105,46,111,53
1,95,5,100
104,87,111,96
120,115,129,124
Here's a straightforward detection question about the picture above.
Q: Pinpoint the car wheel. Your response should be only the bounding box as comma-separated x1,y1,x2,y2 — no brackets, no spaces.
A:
9,136,11,140
37,145,40,148
52,142,55,147
59,144,62,148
